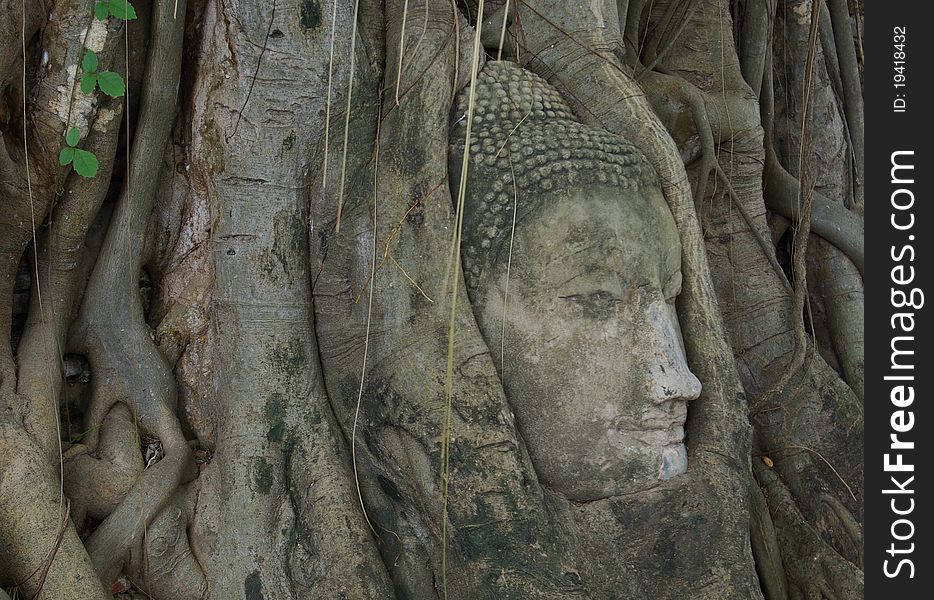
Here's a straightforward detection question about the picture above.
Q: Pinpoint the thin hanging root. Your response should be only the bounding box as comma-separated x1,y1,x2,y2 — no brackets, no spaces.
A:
715,162,792,295
499,152,518,374
20,0,47,444
496,0,511,60
335,0,362,232
760,444,856,503
390,0,431,102
226,0,276,142
322,0,340,191
622,0,648,65
17,0,55,488
21,497,69,600
350,85,381,539
389,254,435,302
353,179,446,304
642,0,681,64
441,2,486,596
450,0,459,104
757,15,863,276
763,150,863,275
395,0,409,104
637,0,699,81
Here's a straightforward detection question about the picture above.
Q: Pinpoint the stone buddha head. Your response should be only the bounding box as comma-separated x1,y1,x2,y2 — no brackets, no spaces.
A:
450,62,702,502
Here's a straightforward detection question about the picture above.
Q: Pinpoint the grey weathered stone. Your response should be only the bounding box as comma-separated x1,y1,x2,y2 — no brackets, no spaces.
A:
451,61,701,502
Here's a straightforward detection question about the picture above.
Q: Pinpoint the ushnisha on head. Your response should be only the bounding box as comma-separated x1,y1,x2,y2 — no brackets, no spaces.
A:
450,62,702,501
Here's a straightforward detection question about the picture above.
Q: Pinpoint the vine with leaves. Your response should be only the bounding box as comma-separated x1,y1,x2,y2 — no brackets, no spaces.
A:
58,0,137,178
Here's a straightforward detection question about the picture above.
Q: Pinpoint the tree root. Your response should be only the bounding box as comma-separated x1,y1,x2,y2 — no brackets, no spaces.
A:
0,1,868,598
817,2,843,101
739,0,778,99
17,93,124,466
68,0,190,583
640,0,862,591
636,1,700,80
126,486,208,600
754,0,819,412
642,68,792,295
826,0,864,212
756,10,863,276
754,458,862,600
764,143,862,275
0,0,123,391
763,0,864,399
0,15,125,581
0,418,109,600
749,467,789,600
812,239,863,398
63,403,143,527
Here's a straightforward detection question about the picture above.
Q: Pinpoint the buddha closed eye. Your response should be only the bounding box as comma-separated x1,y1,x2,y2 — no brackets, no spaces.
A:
451,62,702,502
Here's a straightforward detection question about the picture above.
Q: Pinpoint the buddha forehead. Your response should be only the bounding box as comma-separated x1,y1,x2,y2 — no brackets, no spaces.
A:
515,188,682,277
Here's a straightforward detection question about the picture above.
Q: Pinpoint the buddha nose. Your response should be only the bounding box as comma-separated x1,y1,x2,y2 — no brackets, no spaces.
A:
644,301,702,404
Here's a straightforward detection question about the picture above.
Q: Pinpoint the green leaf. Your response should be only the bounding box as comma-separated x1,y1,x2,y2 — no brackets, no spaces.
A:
80,73,98,95
65,126,80,147
72,149,99,178
82,50,99,73
95,1,110,20
58,146,75,166
96,71,125,97
110,0,138,20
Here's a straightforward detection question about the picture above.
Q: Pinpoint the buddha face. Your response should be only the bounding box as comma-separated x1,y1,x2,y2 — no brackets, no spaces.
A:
472,184,701,502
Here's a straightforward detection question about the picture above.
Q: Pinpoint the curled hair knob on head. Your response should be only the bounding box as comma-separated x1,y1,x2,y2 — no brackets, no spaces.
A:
449,61,660,287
